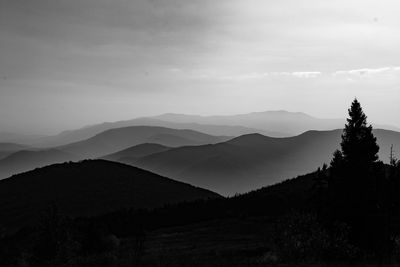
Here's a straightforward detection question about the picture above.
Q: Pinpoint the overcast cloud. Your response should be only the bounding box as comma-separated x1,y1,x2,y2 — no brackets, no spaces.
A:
0,0,399,134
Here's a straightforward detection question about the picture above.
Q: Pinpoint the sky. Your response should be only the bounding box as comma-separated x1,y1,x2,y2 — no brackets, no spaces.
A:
0,0,399,134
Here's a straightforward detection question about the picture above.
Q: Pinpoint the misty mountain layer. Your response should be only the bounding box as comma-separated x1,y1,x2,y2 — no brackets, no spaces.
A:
0,126,228,178
128,129,400,195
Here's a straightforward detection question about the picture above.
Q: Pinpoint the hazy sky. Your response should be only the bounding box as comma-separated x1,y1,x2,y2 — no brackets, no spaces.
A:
0,0,399,134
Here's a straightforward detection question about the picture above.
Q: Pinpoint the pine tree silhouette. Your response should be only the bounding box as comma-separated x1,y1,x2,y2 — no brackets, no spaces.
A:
328,99,388,254
330,149,344,175
340,99,379,170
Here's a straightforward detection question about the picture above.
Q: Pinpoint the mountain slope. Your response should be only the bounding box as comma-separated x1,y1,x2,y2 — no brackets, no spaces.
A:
0,143,31,160
59,126,229,158
0,126,228,179
0,149,79,179
0,160,220,231
0,132,47,145
101,143,171,162
129,129,400,196
0,143,30,151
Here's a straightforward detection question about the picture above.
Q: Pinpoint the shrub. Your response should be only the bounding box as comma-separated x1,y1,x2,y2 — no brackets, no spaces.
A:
275,212,329,262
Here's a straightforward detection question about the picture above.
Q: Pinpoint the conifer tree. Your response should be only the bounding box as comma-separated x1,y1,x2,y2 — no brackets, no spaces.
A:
328,99,381,211
390,145,398,167
340,99,379,169
327,99,389,253
330,149,344,175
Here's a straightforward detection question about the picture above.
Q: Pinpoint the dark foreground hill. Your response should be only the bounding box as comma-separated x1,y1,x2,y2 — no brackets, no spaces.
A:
0,160,220,232
0,167,318,266
130,129,400,195
2,166,398,266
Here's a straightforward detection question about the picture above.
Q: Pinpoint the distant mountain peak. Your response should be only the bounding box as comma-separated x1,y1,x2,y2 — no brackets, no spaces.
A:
157,110,313,118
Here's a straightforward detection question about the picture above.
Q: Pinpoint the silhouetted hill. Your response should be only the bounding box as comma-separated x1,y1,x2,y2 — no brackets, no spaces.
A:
83,171,318,246
0,149,79,179
59,126,229,158
101,143,171,162
0,160,220,232
151,111,400,136
128,129,400,196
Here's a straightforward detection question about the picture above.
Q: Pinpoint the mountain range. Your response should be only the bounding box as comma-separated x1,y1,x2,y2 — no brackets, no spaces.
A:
152,111,400,136
0,126,227,179
123,129,400,196
57,126,229,158
3,110,399,147
1,127,399,196
28,118,264,147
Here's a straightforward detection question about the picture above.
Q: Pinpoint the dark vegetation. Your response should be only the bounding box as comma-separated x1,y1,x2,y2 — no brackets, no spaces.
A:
1,100,400,266
0,160,219,233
